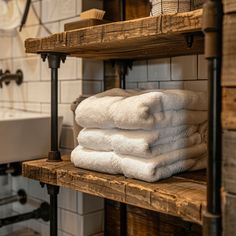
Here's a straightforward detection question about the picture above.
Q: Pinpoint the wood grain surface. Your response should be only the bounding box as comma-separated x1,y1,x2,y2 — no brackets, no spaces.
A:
25,9,203,60
22,156,206,225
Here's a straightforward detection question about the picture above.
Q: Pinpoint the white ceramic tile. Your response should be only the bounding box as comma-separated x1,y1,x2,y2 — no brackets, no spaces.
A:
78,193,104,215
41,57,77,81
12,25,41,58
171,55,197,80
0,59,12,71
138,82,159,89
13,57,41,81
148,58,171,81
27,81,51,103
12,83,28,102
42,0,76,23
59,16,81,32
1,83,14,102
83,59,104,80
22,102,41,112
58,230,74,236
12,176,29,193
0,175,9,189
184,80,208,92
0,225,12,235
159,81,184,89
24,102,41,112
61,80,82,103
25,1,41,26
59,104,74,126
58,208,82,235
12,198,40,214
0,101,13,108
104,61,117,77
82,81,103,95
41,103,50,114
0,37,12,59
76,0,82,15
28,220,49,236
83,210,104,236
126,60,148,82
198,54,208,80
60,126,75,149
77,58,83,79
60,126,75,150
126,82,138,89
58,187,77,212
39,22,60,37
28,179,48,201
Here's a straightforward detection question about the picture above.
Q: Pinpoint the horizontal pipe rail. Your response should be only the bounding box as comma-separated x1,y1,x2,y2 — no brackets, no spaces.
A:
0,189,27,206
0,202,49,228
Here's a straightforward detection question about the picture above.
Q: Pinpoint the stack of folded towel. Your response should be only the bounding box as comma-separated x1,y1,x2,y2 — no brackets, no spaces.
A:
71,88,208,182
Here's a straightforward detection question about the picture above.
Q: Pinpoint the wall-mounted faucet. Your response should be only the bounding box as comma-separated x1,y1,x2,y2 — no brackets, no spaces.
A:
0,69,23,88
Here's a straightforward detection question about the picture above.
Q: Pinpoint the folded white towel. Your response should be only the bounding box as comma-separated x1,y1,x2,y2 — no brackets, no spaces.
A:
77,107,207,130
78,126,201,157
71,143,207,182
75,88,207,130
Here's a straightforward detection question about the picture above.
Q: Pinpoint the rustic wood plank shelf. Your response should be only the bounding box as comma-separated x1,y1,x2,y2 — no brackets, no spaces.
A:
25,9,203,60
22,156,206,225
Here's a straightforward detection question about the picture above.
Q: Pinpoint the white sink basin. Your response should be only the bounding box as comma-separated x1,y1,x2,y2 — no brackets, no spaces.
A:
0,109,63,164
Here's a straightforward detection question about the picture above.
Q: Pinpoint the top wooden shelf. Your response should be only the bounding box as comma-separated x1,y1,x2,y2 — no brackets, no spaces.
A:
22,156,206,225
25,9,204,60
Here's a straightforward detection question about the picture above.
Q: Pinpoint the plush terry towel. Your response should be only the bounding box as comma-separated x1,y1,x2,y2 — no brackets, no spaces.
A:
71,143,207,182
75,88,207,130
77,107,207,130
78,126,201,157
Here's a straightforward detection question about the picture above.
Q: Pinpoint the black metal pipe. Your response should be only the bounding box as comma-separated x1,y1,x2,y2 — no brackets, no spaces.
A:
47,184,59,236
120,68,126,89
0,202,49,228
203,0,223,235
51,68,59,153
0,69,23,88
41,53,66,162
120,0,126,21
0,162,22,176
207,58,222,215
120,202,127,236
0,189,27,206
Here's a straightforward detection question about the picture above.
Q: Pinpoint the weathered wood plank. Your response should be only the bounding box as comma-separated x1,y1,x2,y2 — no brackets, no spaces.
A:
222,130,236,194
22,156,206,225
105,203,202,236
25,9,203,60
223,0,236,14
222,14,236,86
222,191,236,236
222,88,236,129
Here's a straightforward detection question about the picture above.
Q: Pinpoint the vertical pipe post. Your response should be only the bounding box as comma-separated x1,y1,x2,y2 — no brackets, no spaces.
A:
120,0,126,21
41,53,66,236
41,53,66,162
202,0,222,235
47,185,60,236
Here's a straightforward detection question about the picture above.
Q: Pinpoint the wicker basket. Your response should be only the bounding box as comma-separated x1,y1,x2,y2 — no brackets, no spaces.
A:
149,0,191,16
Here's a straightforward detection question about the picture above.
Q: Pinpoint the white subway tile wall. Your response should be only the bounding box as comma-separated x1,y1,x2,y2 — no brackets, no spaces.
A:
0,0,207,235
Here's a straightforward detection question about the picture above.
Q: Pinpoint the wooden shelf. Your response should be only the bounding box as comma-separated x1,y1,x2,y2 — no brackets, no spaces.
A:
25,9,203,60
22,156,206,225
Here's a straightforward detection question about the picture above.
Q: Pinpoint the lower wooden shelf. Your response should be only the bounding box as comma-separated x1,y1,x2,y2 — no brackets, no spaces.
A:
22,155,206,225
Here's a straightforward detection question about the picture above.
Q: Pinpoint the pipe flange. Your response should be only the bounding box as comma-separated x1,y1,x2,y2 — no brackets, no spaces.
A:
18,189,27,205
4,70,10,86
15,69,23,86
